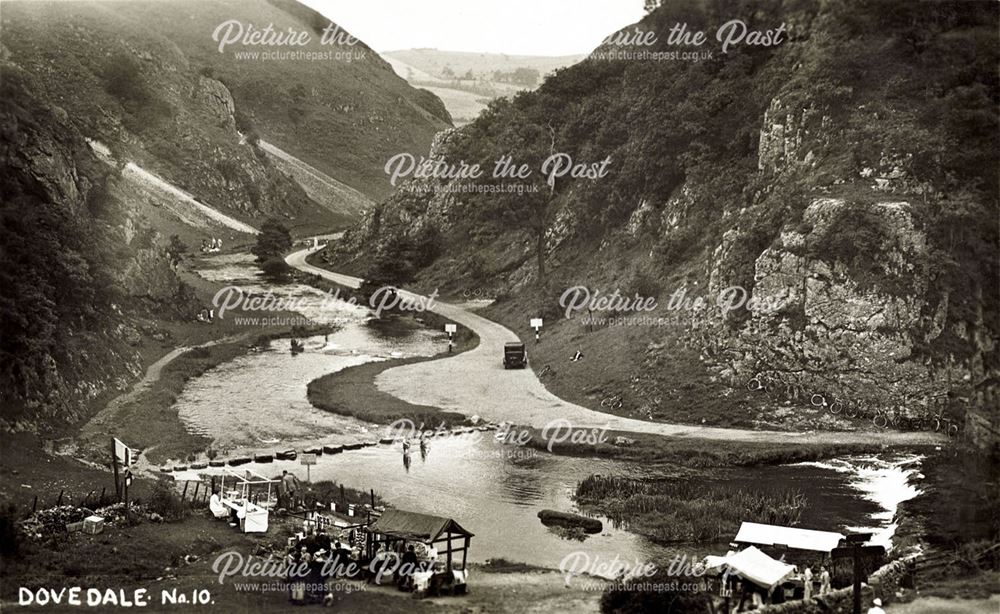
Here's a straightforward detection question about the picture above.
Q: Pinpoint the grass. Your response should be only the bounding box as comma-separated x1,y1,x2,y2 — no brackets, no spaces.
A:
302,270,480,428
516,425,881,468
307,357,470,428
575,475,807,545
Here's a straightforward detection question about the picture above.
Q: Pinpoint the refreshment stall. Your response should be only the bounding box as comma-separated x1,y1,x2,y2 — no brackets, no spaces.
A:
218,468,277,533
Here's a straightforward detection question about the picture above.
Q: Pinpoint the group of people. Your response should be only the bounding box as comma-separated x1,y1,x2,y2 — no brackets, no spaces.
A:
731,564,834,611
401,435,431,472
201,237,223,252
285,526,358,605
801,564,833,599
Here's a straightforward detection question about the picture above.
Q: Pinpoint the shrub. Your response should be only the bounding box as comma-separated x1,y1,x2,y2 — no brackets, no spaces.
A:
145,481,190,522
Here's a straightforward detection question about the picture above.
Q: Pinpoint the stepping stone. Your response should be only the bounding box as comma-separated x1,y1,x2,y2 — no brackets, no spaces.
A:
275,450,297,461
190,462,208,469
378,438,394,444
228,457,251,466
342,442,363,451
208,460,226,467
303,447,323,456
323,445,343,454
253,454,274,463
173,465,188,471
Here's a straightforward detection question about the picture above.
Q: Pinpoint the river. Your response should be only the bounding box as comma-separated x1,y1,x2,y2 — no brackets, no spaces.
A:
167,253,924,570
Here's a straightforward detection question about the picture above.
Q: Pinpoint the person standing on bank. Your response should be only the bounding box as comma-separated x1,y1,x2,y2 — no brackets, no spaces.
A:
803,565,814,600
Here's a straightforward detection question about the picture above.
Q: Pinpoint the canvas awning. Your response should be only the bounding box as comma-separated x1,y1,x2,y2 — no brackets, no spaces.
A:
734,522,844,553
713,546,796,589
367,509,474,543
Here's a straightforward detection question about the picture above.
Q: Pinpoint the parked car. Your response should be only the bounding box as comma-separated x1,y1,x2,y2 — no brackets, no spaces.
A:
503,342,527,369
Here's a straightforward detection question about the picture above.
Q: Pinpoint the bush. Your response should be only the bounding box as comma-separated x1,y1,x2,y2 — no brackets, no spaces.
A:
144,481,190,522
260,257,291,282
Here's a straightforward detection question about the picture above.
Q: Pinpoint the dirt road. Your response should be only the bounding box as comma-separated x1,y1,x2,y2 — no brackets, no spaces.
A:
287,247,945,445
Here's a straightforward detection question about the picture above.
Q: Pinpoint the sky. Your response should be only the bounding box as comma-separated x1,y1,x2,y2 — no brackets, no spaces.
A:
300,0,648,56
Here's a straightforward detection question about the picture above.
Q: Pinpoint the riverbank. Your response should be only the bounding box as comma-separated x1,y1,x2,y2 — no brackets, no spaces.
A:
301,265,481,428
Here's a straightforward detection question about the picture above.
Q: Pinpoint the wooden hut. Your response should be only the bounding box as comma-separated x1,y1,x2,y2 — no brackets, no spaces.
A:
365,509,474,571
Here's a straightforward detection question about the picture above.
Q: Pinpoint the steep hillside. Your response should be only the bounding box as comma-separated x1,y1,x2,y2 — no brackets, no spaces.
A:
128,0,452,200
0,65,190,428
1,0,450,218
325,0,999,424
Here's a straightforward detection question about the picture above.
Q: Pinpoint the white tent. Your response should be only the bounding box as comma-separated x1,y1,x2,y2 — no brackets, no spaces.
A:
734,521,844,553
705,546,796,590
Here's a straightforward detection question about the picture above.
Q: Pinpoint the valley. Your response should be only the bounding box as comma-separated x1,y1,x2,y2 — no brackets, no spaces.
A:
1,1,997,613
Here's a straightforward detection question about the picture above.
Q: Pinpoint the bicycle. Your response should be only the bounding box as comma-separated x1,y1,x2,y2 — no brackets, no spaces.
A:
747,371,781,395
932,408,960,437
601,394,624,410
810,393,844,415
872,407,891,429
539,364,555,378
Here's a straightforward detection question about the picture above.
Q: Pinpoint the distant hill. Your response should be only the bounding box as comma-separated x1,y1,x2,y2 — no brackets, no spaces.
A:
382,49,588,82
382,49,586,125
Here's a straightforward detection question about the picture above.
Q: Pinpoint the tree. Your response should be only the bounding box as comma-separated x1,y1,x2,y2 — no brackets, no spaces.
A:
251,218,292,263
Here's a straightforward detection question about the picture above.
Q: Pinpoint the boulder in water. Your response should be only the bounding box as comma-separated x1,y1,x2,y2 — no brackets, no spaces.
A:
537,510,603,534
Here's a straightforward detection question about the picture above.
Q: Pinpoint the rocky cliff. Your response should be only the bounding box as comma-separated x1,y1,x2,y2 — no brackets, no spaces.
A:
0,65,189,428
327,0,998,420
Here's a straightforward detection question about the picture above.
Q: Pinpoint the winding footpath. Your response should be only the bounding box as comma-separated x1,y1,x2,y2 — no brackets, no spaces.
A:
287,247,946,446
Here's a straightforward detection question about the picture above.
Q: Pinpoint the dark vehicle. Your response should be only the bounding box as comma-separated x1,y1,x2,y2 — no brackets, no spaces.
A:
503,342,527,369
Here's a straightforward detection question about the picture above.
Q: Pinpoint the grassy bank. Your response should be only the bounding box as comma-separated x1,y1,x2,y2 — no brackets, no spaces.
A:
510,424,883,467
575,475,807,545
302,265,481,428
306,318,476,428
482,298,867,434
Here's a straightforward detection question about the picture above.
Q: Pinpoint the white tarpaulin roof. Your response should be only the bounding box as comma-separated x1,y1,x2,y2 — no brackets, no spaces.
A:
734,522,844,553
721,546,796,589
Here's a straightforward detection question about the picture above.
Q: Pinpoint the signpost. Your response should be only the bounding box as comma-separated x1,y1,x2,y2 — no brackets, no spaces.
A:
832,533,885,614
445,323,457,353
530,318,543,343
111,438,134,521
300,453,318,482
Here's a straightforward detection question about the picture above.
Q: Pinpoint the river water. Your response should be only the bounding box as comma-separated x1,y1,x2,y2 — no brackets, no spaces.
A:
168,254,924,570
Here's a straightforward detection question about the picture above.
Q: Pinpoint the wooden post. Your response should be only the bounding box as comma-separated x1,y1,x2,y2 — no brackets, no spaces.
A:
57,490,64,506
112,440,121,501
852,543,862,614
181,482,189,501
462,536,469,570
446,534,453,569
340,485,345,507
370,489,375,508
192,483,200,503
100,487,106,507
32,495,37,512
123,469,130,524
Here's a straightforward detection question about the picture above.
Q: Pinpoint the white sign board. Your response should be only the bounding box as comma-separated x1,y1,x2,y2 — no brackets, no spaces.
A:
113,438,132,467
300,453,318,466
444,323,457,333
530,318,543,329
